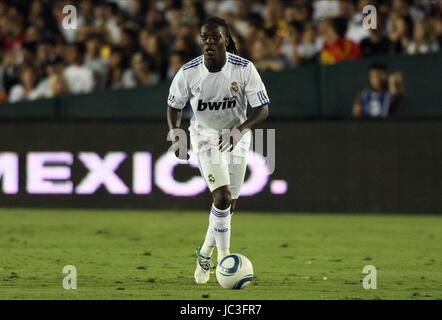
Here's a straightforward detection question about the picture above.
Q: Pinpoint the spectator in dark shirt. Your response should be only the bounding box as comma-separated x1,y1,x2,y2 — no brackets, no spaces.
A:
429,14,442,49
360,15,394,57
387,13,413,54
107,46,125,89
0,50,20,95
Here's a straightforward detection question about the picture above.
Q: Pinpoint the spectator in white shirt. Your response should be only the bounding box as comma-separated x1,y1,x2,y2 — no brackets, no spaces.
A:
30,58,69,100
85,34,109,90
407,20,439,55
8,65,40,103
297,24,320,65
63,43,95,94
343,0,370,43
313,0,340,21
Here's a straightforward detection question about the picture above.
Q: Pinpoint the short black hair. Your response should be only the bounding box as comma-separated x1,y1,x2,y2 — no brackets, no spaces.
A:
85,32,103,43
70,42,86,55
331,17,348,38
369,62,388,72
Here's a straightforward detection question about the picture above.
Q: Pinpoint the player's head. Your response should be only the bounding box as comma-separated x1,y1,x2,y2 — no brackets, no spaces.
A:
368,63,388,91
200,17,238,61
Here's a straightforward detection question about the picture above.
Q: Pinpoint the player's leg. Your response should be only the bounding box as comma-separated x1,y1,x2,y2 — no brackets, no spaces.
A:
231,199,237,215
194,147,231,284
210,185,232,262
199,185,232,259
225,152,248,259
228,129,250,215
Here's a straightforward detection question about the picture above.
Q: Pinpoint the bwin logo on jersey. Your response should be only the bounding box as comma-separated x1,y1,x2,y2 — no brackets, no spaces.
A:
197,98,236,111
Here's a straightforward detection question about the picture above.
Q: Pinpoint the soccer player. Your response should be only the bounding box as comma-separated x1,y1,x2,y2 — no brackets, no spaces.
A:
167,17,270,284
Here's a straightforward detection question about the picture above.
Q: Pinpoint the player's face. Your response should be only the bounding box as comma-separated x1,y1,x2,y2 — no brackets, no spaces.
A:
200,24,227,60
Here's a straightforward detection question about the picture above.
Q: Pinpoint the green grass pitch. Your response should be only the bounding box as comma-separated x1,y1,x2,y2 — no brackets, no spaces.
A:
0,209,441,300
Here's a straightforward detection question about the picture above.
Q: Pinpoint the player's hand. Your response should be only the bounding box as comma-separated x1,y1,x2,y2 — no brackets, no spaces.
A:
219,128,242,152
171,141,190,160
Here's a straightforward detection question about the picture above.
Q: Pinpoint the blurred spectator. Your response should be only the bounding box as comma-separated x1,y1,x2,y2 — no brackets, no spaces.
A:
0,51,20,94
92,2,122,45
139,30,167,79
352,63,404,118
280,23,302,66
407,20,439,54
250,38,284,71
297,24,320,65
360,15,395,57
167,51,186,79
429,13,442,49
107,47,125,89
36,41,55,69
63,43,95,94
387,13,413,53
119,27,138,61
0,0,439,104
8,65,39,103
320,17,362,64
52,0,79,44
77,0,95,25
122,51,159,89
342,0,370,43
84,33,109,90
1,17,24,52
313,0,340,21
31,58,69,99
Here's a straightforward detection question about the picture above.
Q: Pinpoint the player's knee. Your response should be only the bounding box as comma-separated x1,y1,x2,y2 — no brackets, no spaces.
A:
213,189,232,210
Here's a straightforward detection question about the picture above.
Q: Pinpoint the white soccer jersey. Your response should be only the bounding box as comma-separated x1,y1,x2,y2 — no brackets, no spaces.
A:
168,53,270,146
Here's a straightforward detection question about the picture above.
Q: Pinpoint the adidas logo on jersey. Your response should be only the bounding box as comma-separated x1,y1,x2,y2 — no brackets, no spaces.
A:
197,98,236,111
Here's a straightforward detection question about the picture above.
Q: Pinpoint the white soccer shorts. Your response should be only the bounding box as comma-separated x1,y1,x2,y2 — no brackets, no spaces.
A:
191,132,250,199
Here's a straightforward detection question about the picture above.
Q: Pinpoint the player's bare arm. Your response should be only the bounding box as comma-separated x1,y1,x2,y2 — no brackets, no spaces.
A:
167,106,189,160
238,105,269,133
167,105,182,132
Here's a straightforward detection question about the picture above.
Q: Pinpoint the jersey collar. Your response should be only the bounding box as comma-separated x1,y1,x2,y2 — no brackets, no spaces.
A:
202,52,229,76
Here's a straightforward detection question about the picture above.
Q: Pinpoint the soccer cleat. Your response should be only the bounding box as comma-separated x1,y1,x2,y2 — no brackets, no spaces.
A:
194,246,212,284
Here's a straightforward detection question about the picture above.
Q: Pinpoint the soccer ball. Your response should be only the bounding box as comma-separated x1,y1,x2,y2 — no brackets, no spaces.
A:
216,253,254,289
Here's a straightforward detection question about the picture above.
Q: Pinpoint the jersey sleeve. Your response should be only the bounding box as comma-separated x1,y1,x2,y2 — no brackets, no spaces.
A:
244,63,270,108
167,68,189,110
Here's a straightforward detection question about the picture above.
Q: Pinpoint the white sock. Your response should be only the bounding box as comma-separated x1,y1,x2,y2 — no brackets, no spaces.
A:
211,204,231,259
201,223,215,257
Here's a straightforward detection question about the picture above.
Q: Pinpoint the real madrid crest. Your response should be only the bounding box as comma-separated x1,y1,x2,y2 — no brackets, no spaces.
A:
208,174,216,184
230,81,239,96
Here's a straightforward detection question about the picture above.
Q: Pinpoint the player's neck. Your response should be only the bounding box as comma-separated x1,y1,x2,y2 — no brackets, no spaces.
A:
204,52,227,73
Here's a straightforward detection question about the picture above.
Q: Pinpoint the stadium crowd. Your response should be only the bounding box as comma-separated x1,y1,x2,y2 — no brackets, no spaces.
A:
0,0,441,104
